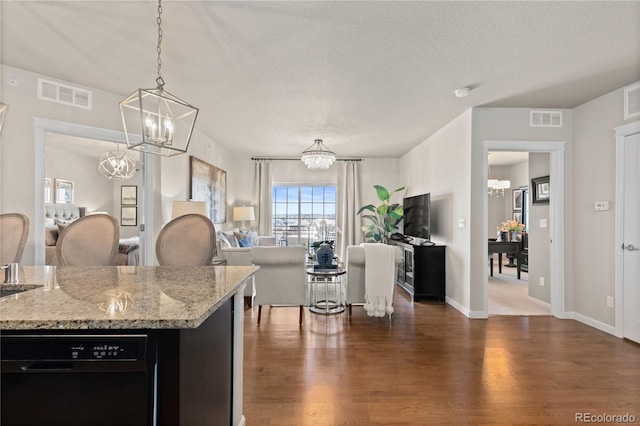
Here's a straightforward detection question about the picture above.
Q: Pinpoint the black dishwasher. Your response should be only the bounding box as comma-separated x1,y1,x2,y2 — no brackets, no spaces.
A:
1,334,155,426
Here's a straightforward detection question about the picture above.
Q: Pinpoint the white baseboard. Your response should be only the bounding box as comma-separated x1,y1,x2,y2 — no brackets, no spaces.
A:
527,296,551,309
571,312,618,337
445,296,488,319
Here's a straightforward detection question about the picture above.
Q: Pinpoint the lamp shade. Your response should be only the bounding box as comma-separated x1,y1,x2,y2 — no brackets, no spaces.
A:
233,206,255,222
172,201,207,219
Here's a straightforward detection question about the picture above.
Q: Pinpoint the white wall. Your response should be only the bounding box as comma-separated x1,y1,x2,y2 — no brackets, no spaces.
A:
572,86,633,326
399,110,473,311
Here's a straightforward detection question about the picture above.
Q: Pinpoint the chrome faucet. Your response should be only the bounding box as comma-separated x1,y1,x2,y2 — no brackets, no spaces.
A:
1,263,19,284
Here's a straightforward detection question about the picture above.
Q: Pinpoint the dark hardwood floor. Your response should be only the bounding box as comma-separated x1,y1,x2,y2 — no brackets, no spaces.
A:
243,289,640,425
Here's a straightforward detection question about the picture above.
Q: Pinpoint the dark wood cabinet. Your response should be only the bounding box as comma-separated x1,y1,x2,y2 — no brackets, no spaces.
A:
390,240,446,302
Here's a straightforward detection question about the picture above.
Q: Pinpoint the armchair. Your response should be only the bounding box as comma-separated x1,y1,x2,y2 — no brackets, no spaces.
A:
345,244,402,319
250,246,307,325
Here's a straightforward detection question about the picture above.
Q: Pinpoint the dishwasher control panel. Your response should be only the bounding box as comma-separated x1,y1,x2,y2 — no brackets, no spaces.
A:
1,335,147,362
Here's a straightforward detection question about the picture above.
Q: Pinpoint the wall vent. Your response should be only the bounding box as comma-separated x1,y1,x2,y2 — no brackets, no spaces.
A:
624,81,640,120
37,78,92,110
530,110,562,127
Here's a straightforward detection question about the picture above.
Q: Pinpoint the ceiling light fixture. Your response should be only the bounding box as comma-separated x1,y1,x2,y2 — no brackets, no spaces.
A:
487,154,510,196
98,144,137,181
301,139,336,171
454,87,471,98
0,102,7,136
119,0,198,157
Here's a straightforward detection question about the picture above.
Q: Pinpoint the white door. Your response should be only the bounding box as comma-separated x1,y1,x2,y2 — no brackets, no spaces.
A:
622,132,640,343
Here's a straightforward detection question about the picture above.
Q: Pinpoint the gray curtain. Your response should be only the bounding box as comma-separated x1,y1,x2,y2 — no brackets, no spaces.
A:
337,160,361,260
252,159,272,236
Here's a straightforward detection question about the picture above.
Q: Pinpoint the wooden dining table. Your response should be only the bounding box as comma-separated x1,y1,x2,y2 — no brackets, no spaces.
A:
488,240,522,280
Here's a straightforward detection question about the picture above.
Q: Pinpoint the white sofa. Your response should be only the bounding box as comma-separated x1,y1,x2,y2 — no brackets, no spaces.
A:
216,231,277,305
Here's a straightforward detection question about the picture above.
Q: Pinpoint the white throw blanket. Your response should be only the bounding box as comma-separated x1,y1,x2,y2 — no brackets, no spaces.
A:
362,243,396,317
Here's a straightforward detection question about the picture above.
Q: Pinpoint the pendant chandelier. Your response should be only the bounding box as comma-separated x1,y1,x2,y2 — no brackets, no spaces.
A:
488,154,511,196
98,144,137,181
119,0,198,157
301,139,336,171
0,102,7,136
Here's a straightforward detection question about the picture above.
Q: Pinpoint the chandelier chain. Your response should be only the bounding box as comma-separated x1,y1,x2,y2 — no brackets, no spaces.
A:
156,0,165,88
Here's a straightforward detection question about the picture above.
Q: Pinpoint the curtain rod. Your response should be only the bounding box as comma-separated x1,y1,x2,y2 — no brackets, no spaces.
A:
251,157,361,162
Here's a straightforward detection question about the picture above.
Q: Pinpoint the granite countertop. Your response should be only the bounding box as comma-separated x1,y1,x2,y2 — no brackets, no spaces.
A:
0,265,257,330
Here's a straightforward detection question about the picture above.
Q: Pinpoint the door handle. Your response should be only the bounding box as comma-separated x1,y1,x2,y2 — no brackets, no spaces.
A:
622,243,640,251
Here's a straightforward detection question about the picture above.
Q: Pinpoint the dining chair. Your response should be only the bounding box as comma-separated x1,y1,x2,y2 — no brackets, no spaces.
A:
156,214,216,266
250,246,307,325
56,214,119,266
0,213,30,265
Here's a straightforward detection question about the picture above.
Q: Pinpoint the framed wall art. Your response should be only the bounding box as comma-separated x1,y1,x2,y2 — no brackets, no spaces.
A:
55,179,74,204
190,156,227,223
121,185,137,205
512,188,523,211
532,175,550,204
121,206,138,226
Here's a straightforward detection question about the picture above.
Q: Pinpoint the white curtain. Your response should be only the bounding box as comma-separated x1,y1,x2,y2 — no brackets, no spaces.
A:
337,160,361,260
252,159,272,236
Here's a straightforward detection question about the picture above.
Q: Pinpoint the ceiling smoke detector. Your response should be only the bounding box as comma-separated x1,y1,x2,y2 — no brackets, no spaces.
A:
454,87,471,98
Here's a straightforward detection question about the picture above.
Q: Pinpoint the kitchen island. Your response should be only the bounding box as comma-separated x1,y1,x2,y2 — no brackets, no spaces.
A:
0,265,257,426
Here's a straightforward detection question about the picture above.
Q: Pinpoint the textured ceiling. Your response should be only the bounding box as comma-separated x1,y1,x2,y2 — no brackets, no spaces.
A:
2,1,639,159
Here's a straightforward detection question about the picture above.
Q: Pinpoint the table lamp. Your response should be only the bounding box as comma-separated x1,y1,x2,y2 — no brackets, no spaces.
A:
233,206,255,231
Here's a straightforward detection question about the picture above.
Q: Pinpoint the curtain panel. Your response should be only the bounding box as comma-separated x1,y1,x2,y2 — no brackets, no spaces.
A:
252,160,272,236
337,160,361,259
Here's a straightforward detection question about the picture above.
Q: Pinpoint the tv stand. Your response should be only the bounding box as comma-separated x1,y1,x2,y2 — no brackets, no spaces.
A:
389,240,446,302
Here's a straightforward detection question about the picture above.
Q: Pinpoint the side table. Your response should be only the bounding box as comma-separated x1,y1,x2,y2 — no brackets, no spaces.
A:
306,268,346,315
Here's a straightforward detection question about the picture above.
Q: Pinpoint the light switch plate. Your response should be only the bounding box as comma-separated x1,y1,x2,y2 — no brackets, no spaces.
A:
595,201,610,211
539,218,547,228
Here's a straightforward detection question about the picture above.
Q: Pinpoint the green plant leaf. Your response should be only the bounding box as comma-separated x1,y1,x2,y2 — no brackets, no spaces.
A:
357,204,376,215
377,204,389,216
374,185,390,202
361,214,379,225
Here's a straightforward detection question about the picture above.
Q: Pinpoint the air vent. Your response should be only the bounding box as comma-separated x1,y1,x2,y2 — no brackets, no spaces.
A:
530,110,562,127
37,78,92,110
624,81,640,120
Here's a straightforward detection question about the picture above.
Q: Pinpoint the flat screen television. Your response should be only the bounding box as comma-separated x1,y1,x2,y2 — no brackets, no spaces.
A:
402,193,431,241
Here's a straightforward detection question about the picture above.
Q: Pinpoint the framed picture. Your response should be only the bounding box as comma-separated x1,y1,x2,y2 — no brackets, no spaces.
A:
190,156,227,223
513,212,522,223
512,189,523,211
121,185,137,205
55,179,74,204
121,206,137,226
532,175,550,204
44,178,52,203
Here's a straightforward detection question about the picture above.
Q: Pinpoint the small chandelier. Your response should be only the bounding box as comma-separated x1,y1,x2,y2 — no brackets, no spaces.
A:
98,144,137,180
0,102,7,136
301,139,336,171
488,153,510,196
119,0,198,157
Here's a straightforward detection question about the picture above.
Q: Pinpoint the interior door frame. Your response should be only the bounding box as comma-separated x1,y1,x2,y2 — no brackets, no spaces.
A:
33,117,154,265
482,140,567,318
614,120,640,338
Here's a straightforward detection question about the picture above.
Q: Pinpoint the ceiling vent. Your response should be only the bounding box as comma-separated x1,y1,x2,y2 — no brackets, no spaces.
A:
530,110,562,128
624,81,640,120
37,78,92,110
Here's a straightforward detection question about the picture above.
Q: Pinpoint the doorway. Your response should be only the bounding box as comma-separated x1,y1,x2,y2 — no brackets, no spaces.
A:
33,118,153,266
614,121,640,343
482,140,567,319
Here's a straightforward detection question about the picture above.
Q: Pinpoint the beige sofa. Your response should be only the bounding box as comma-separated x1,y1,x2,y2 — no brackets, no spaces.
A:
216,231,277,305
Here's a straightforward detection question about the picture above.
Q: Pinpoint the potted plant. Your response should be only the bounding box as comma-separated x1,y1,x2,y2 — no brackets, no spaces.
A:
358,185,405,243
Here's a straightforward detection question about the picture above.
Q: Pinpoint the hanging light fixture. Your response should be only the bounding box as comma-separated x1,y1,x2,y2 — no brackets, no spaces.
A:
119,0,198,157
0,102,8,136
301,139,336,171
487,153,511,196
98,144,137,181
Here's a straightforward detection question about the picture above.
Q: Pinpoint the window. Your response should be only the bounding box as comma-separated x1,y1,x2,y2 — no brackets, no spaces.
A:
272,184,336,247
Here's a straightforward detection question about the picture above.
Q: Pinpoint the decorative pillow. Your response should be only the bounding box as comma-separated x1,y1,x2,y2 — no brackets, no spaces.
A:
57,223,69,236
221,231,240,248
247,231,259,247
45,216,55,227
217,232,232,248
45,226,59,246
238,236,251,247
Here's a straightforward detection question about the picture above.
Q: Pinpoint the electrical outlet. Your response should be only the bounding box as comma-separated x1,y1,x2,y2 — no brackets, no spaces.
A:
607,296,614,308
539,277,545,286
539,219,547,228
595,201,610,211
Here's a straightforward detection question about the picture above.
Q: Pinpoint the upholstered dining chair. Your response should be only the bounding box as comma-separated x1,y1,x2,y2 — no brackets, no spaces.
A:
0,213,30,265
156,214,216,266
250,245,307,325
56,214,119,266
